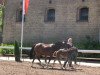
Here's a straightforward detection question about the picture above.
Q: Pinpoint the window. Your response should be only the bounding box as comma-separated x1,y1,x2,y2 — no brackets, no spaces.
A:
79,7,89,21
46,9,55,22
49,0,52,4
16,9,22,22
16,8,25,22
82,0,85,2
16,1,25,22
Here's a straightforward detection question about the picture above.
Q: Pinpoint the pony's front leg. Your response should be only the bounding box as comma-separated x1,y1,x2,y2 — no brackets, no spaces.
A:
58,59,63,69
37,57,41,64
37,57,45,68
68,59,74,69
48,57,51,64
44,56,47,64
63,59,68,68
52,58,56,69
46,56,52,69
58,56,65,69
44,56,50,69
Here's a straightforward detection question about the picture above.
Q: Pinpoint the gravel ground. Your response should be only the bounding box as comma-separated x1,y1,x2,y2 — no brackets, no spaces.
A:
0,61,100,75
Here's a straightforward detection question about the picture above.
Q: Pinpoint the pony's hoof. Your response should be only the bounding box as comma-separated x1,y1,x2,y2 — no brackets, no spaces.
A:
31,66,34,68
70,67,75,70
42,66,44,68
52,67,54,69
61,67,65,70
46,67,49,69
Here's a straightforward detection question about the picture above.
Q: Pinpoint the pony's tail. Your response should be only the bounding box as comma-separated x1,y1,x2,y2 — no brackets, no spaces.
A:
29,44,36,59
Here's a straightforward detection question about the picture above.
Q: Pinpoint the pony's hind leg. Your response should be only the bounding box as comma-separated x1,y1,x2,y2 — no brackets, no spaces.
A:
31,57,35,68
37,57,45,68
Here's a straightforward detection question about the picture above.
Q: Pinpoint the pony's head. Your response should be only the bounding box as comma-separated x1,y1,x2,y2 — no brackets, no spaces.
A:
53,41,64,50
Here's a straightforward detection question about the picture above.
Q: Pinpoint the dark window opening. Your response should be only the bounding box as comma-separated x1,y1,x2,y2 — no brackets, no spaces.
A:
49,0,52,4
16,9,25,22
82,0,85,2
47,9,55,22
79,7,89,21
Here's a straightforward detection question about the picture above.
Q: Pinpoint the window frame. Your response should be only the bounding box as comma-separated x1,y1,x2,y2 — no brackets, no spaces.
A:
44,8,55,22
77,7,89,22
16,8,26,22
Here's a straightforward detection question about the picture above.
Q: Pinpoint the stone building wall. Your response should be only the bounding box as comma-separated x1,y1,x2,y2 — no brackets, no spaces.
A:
2,0,100,45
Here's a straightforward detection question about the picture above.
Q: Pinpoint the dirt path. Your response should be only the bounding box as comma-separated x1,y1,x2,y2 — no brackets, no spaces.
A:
0,61,100,75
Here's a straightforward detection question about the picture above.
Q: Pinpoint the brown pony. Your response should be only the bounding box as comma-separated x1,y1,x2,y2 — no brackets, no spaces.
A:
30,42,64,68
53,47,78,69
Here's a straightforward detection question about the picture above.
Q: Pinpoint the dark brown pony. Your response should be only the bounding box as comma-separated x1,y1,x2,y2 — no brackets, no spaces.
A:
30,42,64,68
53,47,78,69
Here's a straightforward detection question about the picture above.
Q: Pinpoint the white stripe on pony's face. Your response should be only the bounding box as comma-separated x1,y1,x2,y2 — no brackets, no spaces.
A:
59,49,65,50
49,44,54,47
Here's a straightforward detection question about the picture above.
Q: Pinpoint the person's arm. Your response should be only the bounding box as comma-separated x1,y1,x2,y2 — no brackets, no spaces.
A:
67,44,72,49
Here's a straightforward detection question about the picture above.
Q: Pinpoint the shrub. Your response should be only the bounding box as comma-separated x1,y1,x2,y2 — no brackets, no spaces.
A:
76,36,100,50
0,44,14,55
75,36,100,58
14,41,20,62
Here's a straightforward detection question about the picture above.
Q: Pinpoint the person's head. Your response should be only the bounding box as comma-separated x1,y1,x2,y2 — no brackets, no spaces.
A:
67,38,72,43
